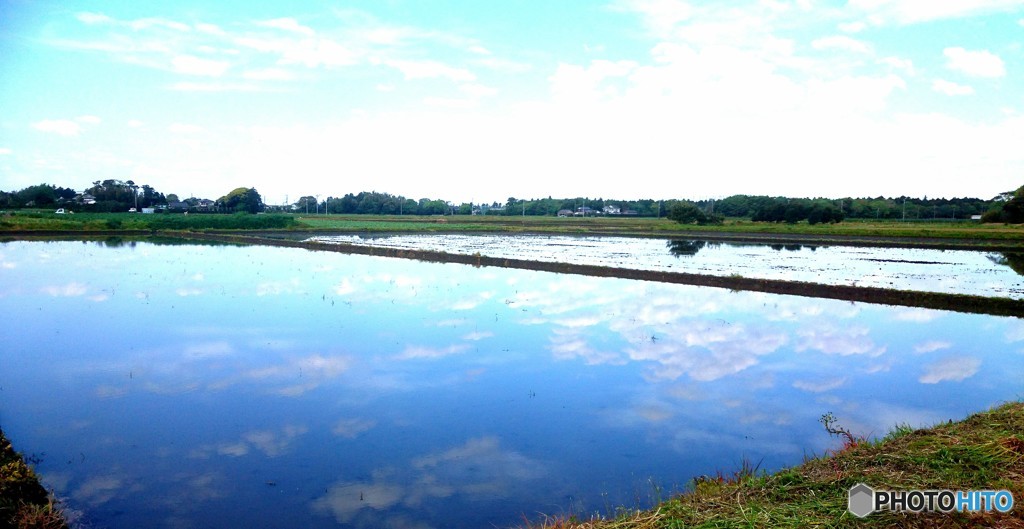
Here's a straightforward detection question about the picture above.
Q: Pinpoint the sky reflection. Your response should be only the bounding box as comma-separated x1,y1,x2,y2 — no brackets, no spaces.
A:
0,239,1021,528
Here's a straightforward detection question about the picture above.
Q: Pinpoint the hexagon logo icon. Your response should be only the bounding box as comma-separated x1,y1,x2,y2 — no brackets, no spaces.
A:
848,483,875,518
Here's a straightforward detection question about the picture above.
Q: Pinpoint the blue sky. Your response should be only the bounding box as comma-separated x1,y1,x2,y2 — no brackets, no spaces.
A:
1,0,1022,204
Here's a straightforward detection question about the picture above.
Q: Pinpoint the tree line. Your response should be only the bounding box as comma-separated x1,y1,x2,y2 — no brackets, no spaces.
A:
3,180,1021,223
0,180,266,214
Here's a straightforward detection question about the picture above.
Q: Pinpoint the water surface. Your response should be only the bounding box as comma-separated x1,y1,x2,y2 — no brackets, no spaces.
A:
1,239,1021,528
308,234,1024,299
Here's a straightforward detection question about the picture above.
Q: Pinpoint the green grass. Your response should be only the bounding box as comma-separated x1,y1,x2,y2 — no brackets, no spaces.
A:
1,429,67,528
518,401,1024,528
0,211,298,231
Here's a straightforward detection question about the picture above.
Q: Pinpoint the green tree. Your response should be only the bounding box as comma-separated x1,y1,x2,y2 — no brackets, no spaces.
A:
668,202,708,225
218,187,264,213
983,185,1024,223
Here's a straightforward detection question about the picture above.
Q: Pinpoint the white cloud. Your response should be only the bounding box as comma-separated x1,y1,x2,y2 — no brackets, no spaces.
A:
256,17,315,36
128,17,191,32
313,437,544,524
944,47,1005,78
459,83,499,98
184,341,234,359
894,308,941,322
796,325,886,356
170,81,263,92
878,56,914,73
793,377,847,393
384,59,476,82
32,119,81,136
462,331,494,341
812,35,871,53
74,474,123,506
168,123,204,134
848,0,1023,25
42,282,89,297
195,22,226,36
0,148,11,155
627,322,788,381
331,418,377,438
242,67,295,81
919,356,981,384
237,36,360,68
1006,322,1024,343
932,79,975,96
616,0,695,37
395,344,471,360
76,12,112,25
913,340,952,354
171,55,230,77
838,21,868,33
76,115,102,124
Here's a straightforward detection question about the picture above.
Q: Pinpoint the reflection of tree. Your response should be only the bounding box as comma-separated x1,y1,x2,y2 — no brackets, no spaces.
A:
990,253,1024,276
769,244,817,252
667,240,707,257
95,237,229,248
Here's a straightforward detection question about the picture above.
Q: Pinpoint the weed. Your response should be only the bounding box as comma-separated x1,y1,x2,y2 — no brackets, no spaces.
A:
819,411,861,449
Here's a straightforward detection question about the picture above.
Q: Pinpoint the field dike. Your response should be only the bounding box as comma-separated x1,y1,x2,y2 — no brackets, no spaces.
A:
175,232,1024,318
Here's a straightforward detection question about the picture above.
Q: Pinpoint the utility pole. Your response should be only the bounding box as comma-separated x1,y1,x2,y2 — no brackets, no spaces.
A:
316,194,321,215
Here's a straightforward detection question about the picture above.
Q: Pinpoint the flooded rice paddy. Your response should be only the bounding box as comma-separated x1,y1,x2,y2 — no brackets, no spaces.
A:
1,239,1022,528
308,234,1024,299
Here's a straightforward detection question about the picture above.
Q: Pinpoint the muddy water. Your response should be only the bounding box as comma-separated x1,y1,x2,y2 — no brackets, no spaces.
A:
308,234,1024,299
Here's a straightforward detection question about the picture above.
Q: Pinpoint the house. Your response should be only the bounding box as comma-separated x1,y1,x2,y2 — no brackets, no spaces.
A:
575,206,594,216
557,209,574,217
603,205,621,215
168,201,190,211
75,193,97,205
194,199,216,211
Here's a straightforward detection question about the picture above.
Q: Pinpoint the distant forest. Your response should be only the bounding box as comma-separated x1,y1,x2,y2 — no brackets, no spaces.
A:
1,180,1017,223
291,191,1000,222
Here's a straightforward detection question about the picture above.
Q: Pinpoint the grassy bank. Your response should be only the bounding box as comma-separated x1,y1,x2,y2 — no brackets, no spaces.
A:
523,401,1024,528
0,429,67,529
